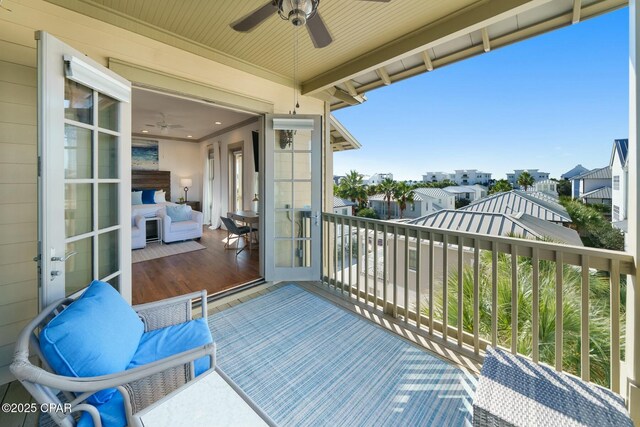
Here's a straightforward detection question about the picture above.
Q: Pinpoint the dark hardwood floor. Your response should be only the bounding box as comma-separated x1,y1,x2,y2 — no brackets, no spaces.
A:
132,228,260,304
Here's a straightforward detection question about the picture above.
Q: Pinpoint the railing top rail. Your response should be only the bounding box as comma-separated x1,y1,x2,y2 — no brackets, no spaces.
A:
322,212,635,273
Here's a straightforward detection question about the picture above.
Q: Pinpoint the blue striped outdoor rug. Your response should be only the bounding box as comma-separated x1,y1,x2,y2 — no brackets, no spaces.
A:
208,285,475,426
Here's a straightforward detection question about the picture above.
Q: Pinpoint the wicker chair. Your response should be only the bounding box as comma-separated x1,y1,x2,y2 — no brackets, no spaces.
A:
11,289,215,427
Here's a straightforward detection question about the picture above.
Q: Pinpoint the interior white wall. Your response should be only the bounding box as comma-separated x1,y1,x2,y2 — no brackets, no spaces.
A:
201,121,260,224
155,139,203,203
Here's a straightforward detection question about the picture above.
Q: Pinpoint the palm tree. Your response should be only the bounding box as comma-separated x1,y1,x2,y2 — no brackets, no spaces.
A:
393,181,415,219
335,170,367,214
517,171,535,191
424,249,617,387
489,179,512,194
377,177,397,220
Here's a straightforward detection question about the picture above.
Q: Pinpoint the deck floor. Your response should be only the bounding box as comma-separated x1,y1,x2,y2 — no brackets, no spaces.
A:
208,282,478,426
132,227,260,304
0,381,38,427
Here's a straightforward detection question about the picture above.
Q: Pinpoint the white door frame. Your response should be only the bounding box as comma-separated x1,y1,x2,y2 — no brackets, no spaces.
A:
37,31,132,307
263,114,322,282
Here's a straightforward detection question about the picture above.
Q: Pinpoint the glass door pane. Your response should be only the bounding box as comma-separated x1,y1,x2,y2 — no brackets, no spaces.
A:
63,78,122,294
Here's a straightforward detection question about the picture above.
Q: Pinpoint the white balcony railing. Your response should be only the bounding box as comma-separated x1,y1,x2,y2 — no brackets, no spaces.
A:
322,213,635,393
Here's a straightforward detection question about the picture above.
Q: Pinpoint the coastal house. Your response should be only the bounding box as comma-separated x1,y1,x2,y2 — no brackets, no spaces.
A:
460,190,572,224
1,1,639,425
571,166,613,204
507,169,551,188
332,197,357,216
422,169,491,185
611,138,629,229
368,187,455,220
561,164,590,180
442,184,488,202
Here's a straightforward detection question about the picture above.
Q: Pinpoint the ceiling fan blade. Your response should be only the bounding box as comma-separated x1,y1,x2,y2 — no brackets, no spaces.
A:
167,124,184,129
145,124,156,127
306,12,332,48
231,1,277,32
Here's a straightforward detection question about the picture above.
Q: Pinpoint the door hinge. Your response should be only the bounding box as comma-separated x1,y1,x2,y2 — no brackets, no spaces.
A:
37,156,42,177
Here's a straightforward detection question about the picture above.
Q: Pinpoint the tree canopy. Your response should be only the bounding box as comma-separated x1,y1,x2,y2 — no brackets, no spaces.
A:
489,179,512,194
517,171,535,191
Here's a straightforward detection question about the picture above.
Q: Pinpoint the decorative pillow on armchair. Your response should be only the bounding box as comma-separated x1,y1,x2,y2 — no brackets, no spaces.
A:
39,280,144,404
166,204,192,222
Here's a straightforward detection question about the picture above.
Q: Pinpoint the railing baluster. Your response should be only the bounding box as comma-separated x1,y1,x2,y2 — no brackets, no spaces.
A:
610,259,620,393
555,251,563,372
532,247,539,363
511,244,518,355
457,239,463,347
340,216,345,294
333,217,338,290
383,224,388,314
356,220,361,302
373,224,378,311
393,226,399,318
416,230,422,329
364,221,369,306
429,233,434,334
404,227,409,324
442,234,449,342
348,217,353,298
491,241,498,348
581,255,590,382
473,238,480,355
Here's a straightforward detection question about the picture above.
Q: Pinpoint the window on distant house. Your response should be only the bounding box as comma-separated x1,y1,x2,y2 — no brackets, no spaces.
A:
614,175,620,190
343,208,348,215
409,249,417,271
613,205,620,221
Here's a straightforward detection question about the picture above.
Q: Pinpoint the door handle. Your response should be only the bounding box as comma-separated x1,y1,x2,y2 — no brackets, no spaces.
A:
51,251,77,262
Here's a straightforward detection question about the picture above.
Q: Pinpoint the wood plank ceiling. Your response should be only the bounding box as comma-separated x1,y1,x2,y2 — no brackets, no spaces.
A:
47,0,627,109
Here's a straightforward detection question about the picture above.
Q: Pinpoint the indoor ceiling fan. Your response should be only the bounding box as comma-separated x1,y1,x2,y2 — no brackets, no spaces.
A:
231,0,391,49
145,114,184,134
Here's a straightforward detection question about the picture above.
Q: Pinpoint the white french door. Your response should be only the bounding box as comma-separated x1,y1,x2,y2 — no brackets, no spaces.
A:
263,115,322,281
37,32,132,307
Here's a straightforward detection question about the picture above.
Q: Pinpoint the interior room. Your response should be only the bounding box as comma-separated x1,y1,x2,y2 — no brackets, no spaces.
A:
129,88,262,304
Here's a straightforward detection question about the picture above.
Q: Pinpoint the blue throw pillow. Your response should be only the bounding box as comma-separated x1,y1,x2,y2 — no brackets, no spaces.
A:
131,191,143,205
141,189,156,204
39,280,144,405
166,204,192,222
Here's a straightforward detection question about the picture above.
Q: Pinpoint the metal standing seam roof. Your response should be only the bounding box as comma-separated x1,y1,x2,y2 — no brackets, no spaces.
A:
412,188,455,200
526,191,559,203
572,166,612,181
610,138,629,167
442,185,486,194
333,197,357,208
580,186,613,200
561,164,590,180
407,210,583,246
461,190,571,223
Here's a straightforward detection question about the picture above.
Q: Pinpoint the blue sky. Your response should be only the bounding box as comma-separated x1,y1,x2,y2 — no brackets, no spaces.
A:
332,7,629,182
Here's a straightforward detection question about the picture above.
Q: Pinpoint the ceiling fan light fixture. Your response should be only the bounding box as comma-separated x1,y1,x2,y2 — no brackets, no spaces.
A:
278,0,319,27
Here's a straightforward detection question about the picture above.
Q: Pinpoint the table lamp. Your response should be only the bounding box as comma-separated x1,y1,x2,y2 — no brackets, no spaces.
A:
180,178,193,202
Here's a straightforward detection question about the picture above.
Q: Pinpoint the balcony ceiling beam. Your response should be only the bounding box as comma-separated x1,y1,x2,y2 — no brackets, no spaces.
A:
482,28,491,52
302,0,552,95
343,80,358,97
422,51,434,71
375,67,391,85
572,0,582,24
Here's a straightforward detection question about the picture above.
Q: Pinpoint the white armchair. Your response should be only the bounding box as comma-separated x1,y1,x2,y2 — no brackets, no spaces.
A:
158,209,203,243
131,215,146,249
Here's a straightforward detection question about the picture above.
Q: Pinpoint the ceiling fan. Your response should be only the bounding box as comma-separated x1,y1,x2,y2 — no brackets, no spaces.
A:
145,114,184,134
231,0,391,49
